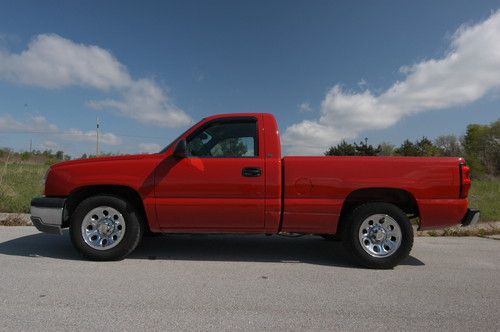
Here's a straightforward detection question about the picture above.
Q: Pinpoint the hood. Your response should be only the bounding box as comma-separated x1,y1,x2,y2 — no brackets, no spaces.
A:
51,153,162,169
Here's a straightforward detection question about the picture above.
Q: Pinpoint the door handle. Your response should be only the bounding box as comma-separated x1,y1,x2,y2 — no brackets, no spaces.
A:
242,167,262,177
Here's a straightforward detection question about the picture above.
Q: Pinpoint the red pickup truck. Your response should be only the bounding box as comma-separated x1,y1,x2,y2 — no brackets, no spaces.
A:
31,113,479,268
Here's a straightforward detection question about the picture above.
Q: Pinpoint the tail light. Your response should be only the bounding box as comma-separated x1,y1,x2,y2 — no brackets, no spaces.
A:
459,164,471,198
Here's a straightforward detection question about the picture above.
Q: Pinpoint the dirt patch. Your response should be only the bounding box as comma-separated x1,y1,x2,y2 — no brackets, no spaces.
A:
0,213,32,226
416,221,500,237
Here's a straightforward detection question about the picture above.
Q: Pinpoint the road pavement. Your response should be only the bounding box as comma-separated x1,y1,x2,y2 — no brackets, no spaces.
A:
0,227,498,331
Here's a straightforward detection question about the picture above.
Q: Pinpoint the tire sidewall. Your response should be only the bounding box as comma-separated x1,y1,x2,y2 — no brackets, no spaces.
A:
70,195,143,260
344,203,414,269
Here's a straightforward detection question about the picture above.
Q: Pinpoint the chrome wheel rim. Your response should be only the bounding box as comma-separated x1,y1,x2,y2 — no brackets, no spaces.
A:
358,214,402,257
81,206,126,251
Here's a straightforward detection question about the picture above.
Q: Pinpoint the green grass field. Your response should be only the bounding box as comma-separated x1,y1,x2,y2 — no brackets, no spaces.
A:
469,177,500,222
0,160,498,221
0,162,48,213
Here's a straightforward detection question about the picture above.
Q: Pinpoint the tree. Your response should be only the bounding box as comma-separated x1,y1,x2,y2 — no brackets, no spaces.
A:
378,142,395,156
353,139,381,156
434,135,462,156
325,139,381,156
394,139,420,156
416,137,440,156
462,120,500,177
394,137,439,156
55,150,64,160
325,140,356,156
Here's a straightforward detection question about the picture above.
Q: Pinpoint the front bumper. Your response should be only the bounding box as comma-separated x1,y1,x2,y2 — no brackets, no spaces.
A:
461,208,480,227
30,197,66,235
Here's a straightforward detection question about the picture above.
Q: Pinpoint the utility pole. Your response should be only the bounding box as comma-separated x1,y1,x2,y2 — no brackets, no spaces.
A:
96,116,100,156
29,139,32,153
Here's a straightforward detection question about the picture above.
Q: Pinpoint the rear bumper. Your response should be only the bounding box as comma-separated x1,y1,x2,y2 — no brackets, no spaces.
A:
30,197,66,235
461,208,480,227
417,198,469,230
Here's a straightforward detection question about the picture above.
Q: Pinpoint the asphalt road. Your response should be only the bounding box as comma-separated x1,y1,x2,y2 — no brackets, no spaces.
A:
0,227,498,331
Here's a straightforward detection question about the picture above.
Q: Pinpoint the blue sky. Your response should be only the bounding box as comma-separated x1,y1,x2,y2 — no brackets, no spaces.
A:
0,1,499,156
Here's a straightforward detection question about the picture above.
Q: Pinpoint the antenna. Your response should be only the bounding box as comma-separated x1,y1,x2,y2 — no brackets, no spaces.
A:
96,116,100,156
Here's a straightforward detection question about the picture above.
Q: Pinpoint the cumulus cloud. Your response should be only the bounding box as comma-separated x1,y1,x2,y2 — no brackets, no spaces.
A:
88,79,192,128
0,115,121,145
138,143,161,154
283,10,500,155
39,140,60,151
298,102,313,113
0,34,192,127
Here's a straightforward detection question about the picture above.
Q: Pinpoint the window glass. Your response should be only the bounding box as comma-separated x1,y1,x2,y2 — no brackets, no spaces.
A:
187,120,258,157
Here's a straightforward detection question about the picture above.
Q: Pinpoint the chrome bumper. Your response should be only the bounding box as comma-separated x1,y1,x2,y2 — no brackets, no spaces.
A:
30,197,66,235
461,208,480,227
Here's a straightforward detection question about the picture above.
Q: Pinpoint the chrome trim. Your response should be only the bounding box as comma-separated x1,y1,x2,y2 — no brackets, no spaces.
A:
81,206,126,250
30,205,63,226
358,214,402,258
30,216,62,235
30,197,66,235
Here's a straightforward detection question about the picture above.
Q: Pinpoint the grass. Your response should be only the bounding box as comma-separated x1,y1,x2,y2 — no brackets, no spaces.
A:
0,158,498,222
469,178,500,222
0,161,48,213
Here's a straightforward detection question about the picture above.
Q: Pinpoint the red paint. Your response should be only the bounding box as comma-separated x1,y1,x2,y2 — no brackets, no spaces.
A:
44,113,472,233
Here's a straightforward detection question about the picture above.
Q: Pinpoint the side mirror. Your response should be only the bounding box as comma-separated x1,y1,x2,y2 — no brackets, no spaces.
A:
173,139,187,158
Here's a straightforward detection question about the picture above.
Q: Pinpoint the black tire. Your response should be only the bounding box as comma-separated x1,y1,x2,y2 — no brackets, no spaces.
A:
342,203,413,269
70,195,143,261
319,234,341,242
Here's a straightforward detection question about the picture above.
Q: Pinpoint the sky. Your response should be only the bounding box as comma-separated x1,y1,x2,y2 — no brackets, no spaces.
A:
0,0,499,156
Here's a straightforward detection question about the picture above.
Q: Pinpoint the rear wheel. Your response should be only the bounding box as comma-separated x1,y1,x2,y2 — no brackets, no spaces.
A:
70,195,143,261
342,203,413,269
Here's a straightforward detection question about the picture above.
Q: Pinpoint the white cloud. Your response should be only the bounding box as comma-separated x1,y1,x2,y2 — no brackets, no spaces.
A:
0,34,131,89
62,128,121,145
298,102,313,113
0,115,122,146
283,10,500,155
0,34,192,127
39,140,60,151
0,115,58,133
138,143,161,154
88,79,192,128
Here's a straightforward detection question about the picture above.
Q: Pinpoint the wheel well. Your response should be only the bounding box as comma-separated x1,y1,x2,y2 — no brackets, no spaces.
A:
63,185,149,231
336,188,419,236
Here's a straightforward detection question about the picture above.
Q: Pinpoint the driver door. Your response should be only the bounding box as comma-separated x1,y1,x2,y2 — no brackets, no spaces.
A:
155,116,265,231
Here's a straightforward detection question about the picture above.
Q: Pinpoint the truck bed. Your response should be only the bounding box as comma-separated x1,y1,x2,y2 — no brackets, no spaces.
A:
281,156,467,232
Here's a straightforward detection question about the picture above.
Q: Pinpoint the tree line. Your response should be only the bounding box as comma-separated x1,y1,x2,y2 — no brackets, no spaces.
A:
325,119,499,178
0,148,71,164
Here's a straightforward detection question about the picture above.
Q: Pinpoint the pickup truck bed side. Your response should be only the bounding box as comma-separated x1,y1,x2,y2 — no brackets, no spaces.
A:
282,156,467,233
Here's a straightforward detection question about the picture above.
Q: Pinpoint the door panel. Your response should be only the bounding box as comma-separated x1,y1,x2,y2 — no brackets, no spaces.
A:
155,157,265,230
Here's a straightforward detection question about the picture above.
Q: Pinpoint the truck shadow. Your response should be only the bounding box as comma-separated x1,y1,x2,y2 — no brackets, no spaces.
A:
0,231,424,268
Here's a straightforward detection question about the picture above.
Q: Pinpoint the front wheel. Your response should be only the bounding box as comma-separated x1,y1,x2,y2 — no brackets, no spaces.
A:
70,195,143,261
342,203,413,269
